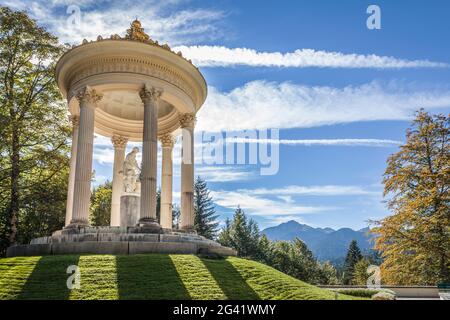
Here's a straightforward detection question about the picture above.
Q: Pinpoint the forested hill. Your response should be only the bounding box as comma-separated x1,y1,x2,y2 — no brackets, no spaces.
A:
262,220,373,261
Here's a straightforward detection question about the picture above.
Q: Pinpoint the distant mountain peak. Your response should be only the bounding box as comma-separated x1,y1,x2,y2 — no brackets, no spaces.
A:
279,220,313,229
262,221,372,261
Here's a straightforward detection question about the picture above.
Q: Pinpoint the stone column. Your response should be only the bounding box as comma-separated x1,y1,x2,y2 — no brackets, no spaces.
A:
138,85,162,232
159,134,175,230
65,115,79,226
68,86,102,228
179,114,196,232
110,135,128,227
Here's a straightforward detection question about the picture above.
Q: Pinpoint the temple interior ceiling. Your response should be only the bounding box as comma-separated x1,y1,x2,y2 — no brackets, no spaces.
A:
98,90,174,121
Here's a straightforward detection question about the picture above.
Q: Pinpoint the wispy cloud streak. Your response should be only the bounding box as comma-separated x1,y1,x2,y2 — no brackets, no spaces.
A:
174,45,449,69
226,138,403,147
197,81,450,131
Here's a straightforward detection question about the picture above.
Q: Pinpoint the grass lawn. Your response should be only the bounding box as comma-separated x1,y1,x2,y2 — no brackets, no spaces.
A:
0,254,360,300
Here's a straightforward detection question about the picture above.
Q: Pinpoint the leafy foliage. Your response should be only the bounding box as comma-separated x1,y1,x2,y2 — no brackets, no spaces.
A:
352,258,371,286
0,7,69,255
89,181,112,226
372,110,449,285
171,204,181,230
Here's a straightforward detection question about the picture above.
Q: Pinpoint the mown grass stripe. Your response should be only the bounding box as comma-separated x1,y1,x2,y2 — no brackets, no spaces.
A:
0,254,361,300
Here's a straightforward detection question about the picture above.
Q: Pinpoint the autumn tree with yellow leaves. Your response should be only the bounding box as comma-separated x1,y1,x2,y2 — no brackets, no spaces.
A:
373,110,449,285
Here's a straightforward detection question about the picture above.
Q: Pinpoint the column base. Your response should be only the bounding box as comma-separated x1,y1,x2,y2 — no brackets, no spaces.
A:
65,219,89,228
179,226,196,234
132,218,162,234
63,220,90,234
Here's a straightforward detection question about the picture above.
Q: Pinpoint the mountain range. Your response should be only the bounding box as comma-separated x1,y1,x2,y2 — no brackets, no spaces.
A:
261,220,374,262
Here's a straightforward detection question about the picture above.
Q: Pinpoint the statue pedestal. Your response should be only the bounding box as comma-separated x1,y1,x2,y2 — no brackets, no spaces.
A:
120,194,140,227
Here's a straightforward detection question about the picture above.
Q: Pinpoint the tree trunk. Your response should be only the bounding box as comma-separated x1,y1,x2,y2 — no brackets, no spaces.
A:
8,125,20,245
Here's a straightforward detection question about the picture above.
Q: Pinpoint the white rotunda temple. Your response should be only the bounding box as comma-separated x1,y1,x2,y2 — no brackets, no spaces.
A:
6,20,235,257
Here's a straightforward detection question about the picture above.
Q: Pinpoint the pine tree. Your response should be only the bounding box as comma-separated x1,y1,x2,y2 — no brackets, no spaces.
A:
218,206,260,258
292,238,321,283
256,234,273,264
229,206,252,256
193,177,219,239
343,240,363,284
217,218,232,247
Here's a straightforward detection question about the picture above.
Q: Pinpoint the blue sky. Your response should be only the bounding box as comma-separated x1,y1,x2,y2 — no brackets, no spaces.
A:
4,0,450,230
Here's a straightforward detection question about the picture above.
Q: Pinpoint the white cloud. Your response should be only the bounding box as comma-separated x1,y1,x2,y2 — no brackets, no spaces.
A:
93,147,115,165
241,185,380,197
197,81,450,131
195,166,255,182
3,0,225,45
227,138,402,147
174,45,449,69
210,190,332,217
92,174,108,187
210,184,380,219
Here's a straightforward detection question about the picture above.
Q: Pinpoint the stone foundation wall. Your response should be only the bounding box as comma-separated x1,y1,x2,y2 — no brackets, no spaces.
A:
7,227,236,258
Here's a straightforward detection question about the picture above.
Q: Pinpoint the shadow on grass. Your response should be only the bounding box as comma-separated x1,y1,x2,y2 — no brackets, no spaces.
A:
201,258,260,300
115,254,190,299
18,255,80,300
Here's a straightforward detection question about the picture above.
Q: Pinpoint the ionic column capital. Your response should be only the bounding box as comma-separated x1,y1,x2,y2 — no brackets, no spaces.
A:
75,86,103,105
159,133,176,148
139,85,163,103
69,115,80,128
111,135,128,149
179,113,196,129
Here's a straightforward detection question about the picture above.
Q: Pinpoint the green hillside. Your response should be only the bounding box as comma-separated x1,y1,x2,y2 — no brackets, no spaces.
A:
0,254,358,300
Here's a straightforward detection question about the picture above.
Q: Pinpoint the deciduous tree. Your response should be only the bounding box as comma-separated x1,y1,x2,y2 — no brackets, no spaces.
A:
89,181,112,226
0,7,69,254
373,110,449,285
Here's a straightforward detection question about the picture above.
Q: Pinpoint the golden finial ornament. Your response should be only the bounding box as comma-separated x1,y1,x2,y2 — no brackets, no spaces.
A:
125,19,150,42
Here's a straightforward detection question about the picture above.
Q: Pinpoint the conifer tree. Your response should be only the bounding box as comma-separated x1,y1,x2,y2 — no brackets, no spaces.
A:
343,240,363,284
193,177,219,239
217,218,232,247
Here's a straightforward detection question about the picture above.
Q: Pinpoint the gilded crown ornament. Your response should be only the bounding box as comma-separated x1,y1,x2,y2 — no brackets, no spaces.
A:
125,19,151,42
79,20,196,66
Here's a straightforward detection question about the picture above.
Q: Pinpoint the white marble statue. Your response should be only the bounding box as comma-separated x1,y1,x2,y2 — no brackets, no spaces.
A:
123,147,140,193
